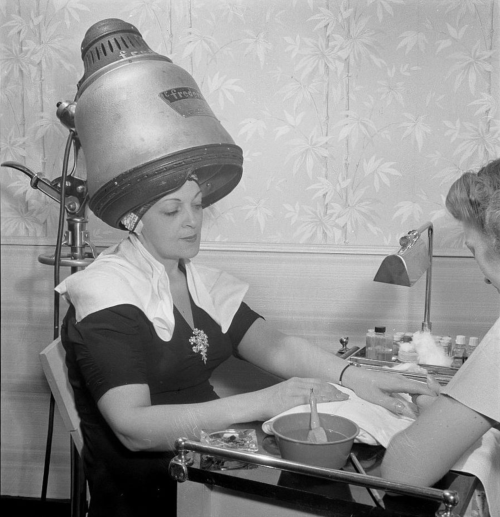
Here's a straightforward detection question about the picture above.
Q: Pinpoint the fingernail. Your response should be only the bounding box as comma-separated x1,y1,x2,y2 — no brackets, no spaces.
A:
394,401,405,414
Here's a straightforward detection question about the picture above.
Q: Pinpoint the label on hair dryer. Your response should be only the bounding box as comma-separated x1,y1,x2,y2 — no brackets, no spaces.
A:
159,87,216,118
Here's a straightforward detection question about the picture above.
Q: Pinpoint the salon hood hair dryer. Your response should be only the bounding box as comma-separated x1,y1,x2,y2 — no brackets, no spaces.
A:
75,18,243,229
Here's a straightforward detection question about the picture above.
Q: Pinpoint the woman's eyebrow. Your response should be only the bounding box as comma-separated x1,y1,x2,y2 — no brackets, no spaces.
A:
159,198,181,205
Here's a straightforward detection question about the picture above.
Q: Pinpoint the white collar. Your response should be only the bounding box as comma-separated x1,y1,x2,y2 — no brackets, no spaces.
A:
56,235,249,341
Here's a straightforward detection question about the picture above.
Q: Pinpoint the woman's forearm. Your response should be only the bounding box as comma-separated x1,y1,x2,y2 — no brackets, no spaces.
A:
98,376,342,452
381,395,493,486
237,319,435,418
237,320,348,383
106,393,268,452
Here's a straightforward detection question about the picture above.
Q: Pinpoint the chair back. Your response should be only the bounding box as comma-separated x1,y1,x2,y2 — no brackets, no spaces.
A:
40,337,84,455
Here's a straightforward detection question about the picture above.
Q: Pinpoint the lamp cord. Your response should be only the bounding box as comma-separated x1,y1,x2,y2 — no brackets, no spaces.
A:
40,131,75,504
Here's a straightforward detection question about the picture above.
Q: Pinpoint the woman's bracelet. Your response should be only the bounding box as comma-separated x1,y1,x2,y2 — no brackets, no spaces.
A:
338,364,352,387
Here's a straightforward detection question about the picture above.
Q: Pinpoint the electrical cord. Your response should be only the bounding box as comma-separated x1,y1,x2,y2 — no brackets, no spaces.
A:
40,130,75,504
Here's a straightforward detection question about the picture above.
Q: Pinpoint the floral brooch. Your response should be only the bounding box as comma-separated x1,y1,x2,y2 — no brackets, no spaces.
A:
189,328,209,364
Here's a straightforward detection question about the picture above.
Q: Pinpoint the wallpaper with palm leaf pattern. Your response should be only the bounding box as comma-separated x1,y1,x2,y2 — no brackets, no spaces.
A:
1,0,499,251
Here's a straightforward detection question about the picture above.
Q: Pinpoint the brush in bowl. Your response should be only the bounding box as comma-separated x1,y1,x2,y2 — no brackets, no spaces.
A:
270,413,359,469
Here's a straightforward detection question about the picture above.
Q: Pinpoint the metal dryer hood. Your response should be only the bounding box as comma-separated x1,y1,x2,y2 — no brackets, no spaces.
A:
75,18,243,229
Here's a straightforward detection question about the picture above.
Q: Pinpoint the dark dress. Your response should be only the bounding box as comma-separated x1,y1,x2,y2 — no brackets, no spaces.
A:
61,296,262,517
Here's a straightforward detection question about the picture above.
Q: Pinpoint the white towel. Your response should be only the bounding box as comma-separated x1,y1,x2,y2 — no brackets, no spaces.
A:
262,385,414,447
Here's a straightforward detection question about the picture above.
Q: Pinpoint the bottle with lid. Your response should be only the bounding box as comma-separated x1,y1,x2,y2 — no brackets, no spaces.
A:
365,328,376,359
465,337,479,361
368,326,386,360
372,326,394,361
451,335,466,367
373,326,386,360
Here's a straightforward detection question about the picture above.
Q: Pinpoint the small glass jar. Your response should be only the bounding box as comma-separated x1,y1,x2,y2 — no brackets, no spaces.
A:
365,328,376,359
403,332,414,343
372,326,386,359
465,336,479,360
398,344,419,363
451,335,466,367
372,326,394,361
392,332,405,356
440,336,452,356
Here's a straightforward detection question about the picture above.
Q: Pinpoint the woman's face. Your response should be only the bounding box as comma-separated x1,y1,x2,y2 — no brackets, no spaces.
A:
139,180,203,265
463,222,500,293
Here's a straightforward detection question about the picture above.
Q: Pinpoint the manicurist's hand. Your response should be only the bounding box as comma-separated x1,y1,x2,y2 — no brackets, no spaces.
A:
341,366,437,418
411,374,441,412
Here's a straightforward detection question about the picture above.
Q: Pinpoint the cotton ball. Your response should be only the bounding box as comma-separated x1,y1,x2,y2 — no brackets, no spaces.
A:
389,362,428,374
412,331,453,367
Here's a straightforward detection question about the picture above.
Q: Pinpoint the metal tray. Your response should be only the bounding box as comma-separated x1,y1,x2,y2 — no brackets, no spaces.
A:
347,349,459,386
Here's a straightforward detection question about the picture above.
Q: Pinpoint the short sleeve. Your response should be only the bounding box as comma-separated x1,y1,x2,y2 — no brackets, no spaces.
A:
65,304,153,402
441,319,500,424
226,302,263,355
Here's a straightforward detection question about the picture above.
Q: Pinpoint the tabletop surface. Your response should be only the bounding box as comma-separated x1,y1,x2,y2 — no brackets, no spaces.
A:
179,423,477,517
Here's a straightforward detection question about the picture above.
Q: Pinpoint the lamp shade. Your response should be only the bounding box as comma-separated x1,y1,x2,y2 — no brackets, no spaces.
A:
374,235,430,287
373,222,434,331
75,18,243,229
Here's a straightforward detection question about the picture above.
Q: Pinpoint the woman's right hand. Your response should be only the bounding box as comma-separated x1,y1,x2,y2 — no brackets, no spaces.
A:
255,377,348,420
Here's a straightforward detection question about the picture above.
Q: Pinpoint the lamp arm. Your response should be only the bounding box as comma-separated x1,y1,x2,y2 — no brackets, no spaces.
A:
421,222,434,332
401,221,433,331
415,221,433,237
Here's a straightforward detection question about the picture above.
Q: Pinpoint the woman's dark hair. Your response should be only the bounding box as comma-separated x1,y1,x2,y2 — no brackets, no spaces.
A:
445,158,500,253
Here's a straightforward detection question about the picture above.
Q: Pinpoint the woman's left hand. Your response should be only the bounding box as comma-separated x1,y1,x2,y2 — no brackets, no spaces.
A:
343,367,438,418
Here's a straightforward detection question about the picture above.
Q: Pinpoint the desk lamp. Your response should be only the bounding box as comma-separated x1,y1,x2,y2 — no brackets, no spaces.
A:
374,222,434,332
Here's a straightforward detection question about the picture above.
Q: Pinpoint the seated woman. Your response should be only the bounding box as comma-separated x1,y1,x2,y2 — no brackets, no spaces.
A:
58,170,434,517
381,158,500,514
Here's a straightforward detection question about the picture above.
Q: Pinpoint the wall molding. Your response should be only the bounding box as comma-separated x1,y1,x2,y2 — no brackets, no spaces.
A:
1,236,469,258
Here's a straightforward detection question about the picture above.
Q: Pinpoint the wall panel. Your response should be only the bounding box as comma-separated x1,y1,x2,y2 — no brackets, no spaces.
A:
1,243,498,498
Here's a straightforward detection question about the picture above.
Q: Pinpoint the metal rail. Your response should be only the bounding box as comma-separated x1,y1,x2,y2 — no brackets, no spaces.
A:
169,438,459,517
